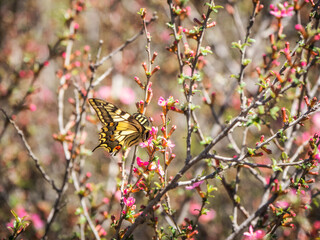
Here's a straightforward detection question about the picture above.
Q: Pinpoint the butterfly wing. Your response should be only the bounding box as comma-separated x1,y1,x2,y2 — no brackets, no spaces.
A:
89,98,149,155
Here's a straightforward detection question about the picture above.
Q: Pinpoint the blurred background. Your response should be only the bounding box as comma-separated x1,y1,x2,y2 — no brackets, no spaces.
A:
0,0,319,239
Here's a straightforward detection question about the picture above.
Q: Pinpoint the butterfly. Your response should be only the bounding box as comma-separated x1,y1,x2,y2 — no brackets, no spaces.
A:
88,98,151,155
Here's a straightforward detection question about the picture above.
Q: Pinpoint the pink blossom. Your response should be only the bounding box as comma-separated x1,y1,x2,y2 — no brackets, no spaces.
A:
295,24,303,31
86,172,92,178
300,61,307,67
29,104,37,112
96,86,111,100
270,2,294,18
199,209,216,223
96,224,107,236
150,126,158,135
19,70,27,78
186,180,204,190
158,96,166,106
140,138,153,148
149,159,164,177
275,201,290,208
84,45,90,52
243,225,265,240
124,197,135,207
30,213,44,230
85,183,93,192
75,50,81,56
115,190,121,201
119,87,136,105
313,221,320,229
103,198,110,204
312,113,320,131
64,73,71,80
73,22,79,29
74,61,81,67
137,157,149,167
189,202,201,215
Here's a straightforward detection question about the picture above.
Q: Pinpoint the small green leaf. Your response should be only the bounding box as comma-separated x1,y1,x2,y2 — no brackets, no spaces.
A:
270,106,280,120
242,58,252,66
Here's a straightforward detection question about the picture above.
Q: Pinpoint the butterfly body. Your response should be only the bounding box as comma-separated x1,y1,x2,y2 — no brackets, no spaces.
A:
89,98,150,155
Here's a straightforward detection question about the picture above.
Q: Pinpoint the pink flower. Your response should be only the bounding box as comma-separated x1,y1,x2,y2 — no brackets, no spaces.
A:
74,61,81,67
86,172,92,178
119,87,136,105
313,221,320,229
30,214,44,230
150,126,158,135
312,113,320,131
85,183,93,192
137,157,149,167
243,225,265,240
270,2,293,18
275,201,290,208
158,96,166,106
199,209,216,223
96,86,111,100
115,190,121,201
84,45,90,52
29,104,37,112
73,22,79,29
295,24,303,31
124,197,135,207
139,138,153,148
189,202,201,215
149,159,164,177
186,180,204,190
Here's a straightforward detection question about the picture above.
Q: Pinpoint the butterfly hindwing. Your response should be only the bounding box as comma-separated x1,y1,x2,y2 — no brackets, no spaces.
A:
89,98,150,155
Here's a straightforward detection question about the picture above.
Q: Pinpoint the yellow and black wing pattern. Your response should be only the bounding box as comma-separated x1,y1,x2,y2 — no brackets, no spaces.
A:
88,98,150,155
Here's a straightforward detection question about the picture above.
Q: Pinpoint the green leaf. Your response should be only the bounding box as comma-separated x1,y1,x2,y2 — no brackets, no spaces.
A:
242,58,252,66
270,106,280,120
200,136,213,145
271,158,283,172
166,23,174,29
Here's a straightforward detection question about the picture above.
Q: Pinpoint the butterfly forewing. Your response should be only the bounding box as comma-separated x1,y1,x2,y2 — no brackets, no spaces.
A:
89,98,150,155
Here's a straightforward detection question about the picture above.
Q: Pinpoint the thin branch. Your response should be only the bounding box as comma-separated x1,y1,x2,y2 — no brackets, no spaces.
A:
0,109,59,192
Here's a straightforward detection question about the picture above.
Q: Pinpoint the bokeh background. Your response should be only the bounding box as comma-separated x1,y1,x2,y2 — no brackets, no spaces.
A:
1,0,320,239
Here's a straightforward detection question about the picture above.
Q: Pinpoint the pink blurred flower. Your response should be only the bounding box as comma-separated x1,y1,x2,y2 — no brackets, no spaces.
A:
313,221,320,229
73,22,79,29
312,112,320,131
96,86,111,100
30,213,44,230
243,225,265,240
115,190,121,201
119,87,136,104
29,104,37,112
199,209,216,223
270,2,294,18
85,183,93,192
84,45,90,52
186,180,204,190
189,202,216,223
275,201,290,208
74,61,81,67
189,202,201,215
